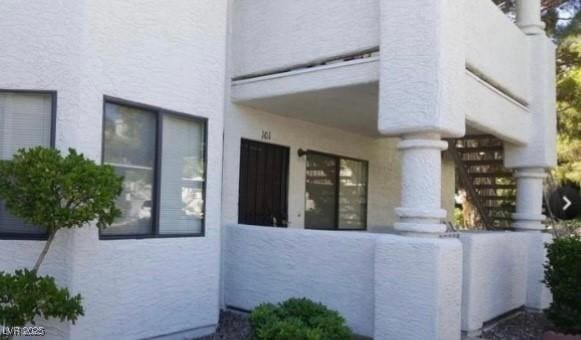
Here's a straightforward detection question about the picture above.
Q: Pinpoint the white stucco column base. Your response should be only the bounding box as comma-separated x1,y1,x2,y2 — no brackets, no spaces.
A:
394,133,449,234
526,232,553,310
512,168,547,231
375,236,462,340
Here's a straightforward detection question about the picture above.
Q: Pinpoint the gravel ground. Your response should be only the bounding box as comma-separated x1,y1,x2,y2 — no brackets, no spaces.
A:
480,310,548,340
198,309,547,340
196,311,251,340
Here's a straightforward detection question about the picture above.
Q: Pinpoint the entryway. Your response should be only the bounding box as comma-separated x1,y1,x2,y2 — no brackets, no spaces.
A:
238,139,289,227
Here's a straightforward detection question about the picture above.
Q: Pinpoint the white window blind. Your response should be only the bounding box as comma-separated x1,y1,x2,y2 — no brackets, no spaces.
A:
0,92,52,236
159,115,205,234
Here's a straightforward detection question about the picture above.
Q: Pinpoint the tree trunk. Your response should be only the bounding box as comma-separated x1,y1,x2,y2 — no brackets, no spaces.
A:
32,231,56,273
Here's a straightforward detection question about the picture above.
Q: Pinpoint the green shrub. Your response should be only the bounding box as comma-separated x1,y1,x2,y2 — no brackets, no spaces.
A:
249,298,352,340
0,269,83,328
544,236,581,334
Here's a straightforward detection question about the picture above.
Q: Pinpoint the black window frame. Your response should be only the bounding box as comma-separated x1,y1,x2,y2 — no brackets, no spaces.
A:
0,89,57,241
304,150,369,231
99,96,208,240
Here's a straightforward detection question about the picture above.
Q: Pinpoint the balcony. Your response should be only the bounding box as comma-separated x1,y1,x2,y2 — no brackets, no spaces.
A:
231,0,554,145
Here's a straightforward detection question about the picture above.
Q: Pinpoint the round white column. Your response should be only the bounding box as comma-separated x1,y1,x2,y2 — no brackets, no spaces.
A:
512,168,547,231
516,0,545,35
394,133,449,234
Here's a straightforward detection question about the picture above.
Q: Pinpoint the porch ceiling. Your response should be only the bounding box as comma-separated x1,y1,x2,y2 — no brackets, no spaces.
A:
236,83,379,137
232,57,381,137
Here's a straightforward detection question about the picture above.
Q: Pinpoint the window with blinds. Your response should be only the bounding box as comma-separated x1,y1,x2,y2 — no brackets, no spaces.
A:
305,152,368,230
0,91,54,239
101,99,206,239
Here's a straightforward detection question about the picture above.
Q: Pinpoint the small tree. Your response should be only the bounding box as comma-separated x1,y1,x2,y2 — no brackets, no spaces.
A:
0,147,123,331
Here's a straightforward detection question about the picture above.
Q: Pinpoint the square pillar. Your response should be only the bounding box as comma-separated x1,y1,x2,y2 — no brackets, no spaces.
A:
375,236,463,340
526,232,553,310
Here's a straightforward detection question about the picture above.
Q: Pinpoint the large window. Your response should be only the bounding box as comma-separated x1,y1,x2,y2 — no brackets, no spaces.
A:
305,152,368,230
0,90,55,239
101,99,206,239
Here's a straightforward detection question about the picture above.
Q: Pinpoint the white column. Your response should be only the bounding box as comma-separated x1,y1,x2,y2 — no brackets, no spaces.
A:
512,168,547,231
516,0,545,35
394,132,449,234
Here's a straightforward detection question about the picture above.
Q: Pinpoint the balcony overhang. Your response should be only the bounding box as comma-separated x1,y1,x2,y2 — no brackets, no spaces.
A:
232,57,531,144
232,57,380,136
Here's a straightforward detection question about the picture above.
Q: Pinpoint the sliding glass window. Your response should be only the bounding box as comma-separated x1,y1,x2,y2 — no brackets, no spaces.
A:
305,152,368,230
101,99,206,239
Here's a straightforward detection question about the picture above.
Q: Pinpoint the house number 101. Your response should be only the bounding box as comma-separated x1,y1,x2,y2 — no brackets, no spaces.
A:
261,130,271,141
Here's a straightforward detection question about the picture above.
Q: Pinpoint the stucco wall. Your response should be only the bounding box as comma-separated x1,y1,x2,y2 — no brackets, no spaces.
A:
231,0,379,77
459,231,551,333
0,1,86,337
224,224,463,339
375,235,463,340
222,104,456,232
224,225,377,336
0,1,227,338
466,0,529,104
465,71,532,145
225,225,551,338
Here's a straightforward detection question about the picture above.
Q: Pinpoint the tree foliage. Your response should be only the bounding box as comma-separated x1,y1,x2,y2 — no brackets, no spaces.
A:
0,269,84,329
0,147,123,233
554,11,581,185
493,0,581,34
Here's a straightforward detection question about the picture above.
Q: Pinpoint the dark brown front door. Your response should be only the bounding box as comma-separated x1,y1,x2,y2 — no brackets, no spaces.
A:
238,139,289,227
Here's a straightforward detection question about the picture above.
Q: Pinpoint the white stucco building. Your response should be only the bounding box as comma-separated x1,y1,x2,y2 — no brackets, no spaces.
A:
0,0,556,339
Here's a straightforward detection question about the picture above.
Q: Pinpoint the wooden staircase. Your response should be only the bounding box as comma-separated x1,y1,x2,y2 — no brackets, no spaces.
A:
448,135,517,229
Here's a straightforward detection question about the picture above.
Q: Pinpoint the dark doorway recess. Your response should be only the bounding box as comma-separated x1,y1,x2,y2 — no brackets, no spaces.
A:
238,139,289,227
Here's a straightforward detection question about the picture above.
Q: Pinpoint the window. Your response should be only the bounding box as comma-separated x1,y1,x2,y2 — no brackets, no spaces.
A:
0,90,55,239
305,151,368,230
101,98,206,239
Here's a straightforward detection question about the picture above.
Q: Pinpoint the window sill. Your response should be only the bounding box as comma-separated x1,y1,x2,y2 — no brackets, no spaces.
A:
99,232,205,241
305,227,367,232
0,234,50,241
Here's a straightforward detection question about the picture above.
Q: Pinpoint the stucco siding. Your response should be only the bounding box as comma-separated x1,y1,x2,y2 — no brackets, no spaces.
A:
224,225,377,336
459,232,551,333
0,1,227,338
224,224,464,339
232,0,379,78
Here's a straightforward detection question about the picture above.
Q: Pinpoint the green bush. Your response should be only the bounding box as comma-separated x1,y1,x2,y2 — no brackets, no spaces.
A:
249,298,352,340
544,236,581,334
0,269,83,328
